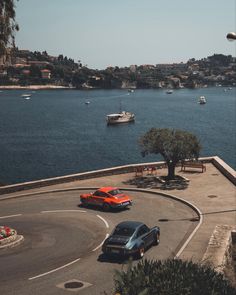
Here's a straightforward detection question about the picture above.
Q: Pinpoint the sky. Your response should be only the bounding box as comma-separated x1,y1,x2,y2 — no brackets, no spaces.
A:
15,0,236,70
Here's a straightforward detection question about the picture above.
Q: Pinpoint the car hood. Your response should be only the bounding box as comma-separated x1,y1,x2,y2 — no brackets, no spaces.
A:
107,235,130,245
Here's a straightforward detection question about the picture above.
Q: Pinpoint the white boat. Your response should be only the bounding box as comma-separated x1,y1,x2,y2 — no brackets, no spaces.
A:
21,94,32,98
106,111,135,125
128,89,134,93
85,101,90,105
166,89,173,94
199,96,206,104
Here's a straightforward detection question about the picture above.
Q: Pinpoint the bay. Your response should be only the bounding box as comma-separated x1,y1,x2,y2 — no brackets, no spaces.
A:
0,87,235,185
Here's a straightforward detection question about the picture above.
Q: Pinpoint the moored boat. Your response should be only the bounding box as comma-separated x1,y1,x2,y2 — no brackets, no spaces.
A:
106,111,135,125
21,93,32,98
199,96,206,104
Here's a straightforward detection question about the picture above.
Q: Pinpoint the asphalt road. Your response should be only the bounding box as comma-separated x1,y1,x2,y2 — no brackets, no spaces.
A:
0,189,198,295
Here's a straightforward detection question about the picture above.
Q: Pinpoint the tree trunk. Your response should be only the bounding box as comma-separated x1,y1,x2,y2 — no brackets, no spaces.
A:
167,162,176,180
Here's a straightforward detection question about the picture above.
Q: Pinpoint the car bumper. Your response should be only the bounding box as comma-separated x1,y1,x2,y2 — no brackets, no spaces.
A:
110,201,132,209
103,246,137,256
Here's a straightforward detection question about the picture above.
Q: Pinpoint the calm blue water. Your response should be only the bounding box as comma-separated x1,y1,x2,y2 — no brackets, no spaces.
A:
0,87,235,185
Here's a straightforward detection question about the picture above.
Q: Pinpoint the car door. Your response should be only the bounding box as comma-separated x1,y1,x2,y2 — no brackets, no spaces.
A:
92,191,107,207
136,225,153,248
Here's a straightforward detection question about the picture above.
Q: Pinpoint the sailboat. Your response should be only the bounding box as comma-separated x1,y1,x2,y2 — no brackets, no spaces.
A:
106,100,135,125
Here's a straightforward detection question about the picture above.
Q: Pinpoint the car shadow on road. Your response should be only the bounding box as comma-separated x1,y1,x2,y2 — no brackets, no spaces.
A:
97,253,136,265
77,204,132,214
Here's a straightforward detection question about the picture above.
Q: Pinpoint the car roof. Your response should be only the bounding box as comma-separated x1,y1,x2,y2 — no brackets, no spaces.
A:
116,221,144,230
98,187,118,193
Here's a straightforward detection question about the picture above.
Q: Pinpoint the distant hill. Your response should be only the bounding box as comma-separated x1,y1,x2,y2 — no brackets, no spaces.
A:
0,49,235,89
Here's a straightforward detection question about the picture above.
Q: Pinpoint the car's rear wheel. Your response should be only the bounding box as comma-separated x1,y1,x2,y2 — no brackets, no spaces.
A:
102,203,111,212
153,233,160,245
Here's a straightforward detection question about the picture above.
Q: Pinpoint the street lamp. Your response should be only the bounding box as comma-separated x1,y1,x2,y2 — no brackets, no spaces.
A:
226,32,236,41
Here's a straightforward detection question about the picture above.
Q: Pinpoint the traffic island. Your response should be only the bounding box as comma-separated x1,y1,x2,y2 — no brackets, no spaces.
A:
0,226,24,250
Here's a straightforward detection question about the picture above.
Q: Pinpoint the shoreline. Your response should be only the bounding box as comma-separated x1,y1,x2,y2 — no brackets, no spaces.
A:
0,85,75,90
1,85,233,91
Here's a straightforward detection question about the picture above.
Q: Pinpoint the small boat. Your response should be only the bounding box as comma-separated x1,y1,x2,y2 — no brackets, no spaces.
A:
85,101,90,105
166,89,173,94
21,94,32,98
199,96,206,104
128,89,134,93
106,111,135,125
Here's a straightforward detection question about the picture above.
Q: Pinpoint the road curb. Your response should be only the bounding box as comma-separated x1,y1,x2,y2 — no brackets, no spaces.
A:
0,235,24,250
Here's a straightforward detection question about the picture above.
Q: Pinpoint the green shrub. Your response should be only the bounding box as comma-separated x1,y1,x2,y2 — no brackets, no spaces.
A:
114,259,235,295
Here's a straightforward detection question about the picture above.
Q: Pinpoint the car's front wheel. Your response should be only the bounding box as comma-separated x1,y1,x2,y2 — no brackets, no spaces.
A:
80,198,88,207
102,203,111,212
153,233,160,245
137,246,145,259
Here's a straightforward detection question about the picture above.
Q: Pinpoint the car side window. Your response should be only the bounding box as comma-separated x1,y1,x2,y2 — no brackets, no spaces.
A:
137,225,149,237
95,191,107,198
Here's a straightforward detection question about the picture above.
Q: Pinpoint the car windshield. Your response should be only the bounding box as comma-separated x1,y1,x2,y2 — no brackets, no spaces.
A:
108,189,122,196
113,226,135,237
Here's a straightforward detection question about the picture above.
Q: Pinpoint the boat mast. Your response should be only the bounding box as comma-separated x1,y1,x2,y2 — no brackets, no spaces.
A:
119,99,122,113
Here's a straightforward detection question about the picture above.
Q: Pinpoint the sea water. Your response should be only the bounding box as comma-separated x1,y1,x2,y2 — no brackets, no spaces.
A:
0,87,235,184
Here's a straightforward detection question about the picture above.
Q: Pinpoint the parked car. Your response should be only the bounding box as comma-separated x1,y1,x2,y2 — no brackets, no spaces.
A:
80,187,132,211
102,221,160,259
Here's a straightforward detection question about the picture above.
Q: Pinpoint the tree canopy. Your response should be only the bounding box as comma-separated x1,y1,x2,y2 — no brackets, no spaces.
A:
0,0,19,56
139,128,201,179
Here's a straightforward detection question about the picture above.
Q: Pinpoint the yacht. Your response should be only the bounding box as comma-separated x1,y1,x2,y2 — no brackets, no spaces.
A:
199,96,206,104
21,93,32,98
106,111,135,125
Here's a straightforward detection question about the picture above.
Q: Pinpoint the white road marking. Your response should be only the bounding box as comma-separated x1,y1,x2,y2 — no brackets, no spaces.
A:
28,258,81,280
96,215,109,228
41,210,86,213
0,214,22,219
92,233,109,252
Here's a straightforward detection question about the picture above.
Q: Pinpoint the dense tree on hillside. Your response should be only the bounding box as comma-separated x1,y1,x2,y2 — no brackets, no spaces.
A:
207,54,233,67
0,0,19,56
139,128,201,179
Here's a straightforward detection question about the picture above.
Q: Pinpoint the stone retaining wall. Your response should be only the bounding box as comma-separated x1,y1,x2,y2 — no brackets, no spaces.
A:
202,225,236,275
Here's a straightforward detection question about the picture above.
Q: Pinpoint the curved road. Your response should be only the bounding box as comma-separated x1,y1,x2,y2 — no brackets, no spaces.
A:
0,189,199,295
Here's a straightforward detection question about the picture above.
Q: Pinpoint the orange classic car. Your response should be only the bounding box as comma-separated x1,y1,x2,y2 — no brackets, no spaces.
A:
80,187,132,211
